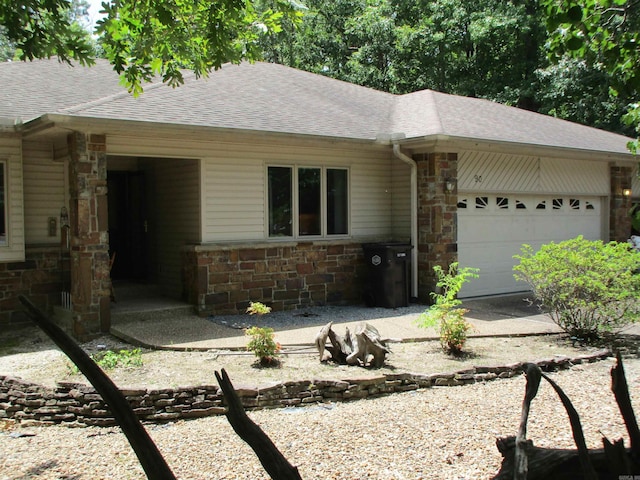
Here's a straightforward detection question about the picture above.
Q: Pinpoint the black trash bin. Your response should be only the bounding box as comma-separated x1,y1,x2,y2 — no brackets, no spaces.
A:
362,242,412,308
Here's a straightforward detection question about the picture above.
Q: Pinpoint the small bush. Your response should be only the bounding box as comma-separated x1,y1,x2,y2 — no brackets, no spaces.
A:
415,263,479,355
246,301,272,316
246,326,281,366
513,236,640,340
244,301,280,366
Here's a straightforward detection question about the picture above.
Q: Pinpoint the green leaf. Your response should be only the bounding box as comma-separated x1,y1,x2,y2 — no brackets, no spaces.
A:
566,35,584,51
567,5,583,23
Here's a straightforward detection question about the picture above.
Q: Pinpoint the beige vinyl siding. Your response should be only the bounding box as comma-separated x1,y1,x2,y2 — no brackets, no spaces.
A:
539,157,608,195
459,151,609,195
391,159,411,239
22,140,65,245
144,157,200,297
350,158,392,238
107,133,395,242
0,136,25,261
202,157,265,241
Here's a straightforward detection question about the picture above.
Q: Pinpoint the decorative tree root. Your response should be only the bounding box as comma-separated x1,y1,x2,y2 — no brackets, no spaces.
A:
494,353,640,479
215,369,302,480
315,321,389,367
18,295,177,480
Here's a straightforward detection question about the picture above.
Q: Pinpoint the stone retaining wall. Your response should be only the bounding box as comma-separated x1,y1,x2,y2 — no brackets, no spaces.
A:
0,350,611,427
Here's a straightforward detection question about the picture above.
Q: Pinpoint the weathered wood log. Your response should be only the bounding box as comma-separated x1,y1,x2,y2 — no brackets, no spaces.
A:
325,324,351,364
513,363,541,480
346,322,389,368
611,351,640,457
314,321,333,361
18,295,177,480
316,321,388,367
493,355,640,479
215,369,302,480
494,436,635,480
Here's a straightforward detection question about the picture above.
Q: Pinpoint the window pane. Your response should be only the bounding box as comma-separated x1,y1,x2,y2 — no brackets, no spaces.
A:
268,167,292,237
0,163,6,245
327,169,348,235
298,168,321,236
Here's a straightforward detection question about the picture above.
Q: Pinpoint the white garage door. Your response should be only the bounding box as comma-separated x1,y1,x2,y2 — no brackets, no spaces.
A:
457,194,603,297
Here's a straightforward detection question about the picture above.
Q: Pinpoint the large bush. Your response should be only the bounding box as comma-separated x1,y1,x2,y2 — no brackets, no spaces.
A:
513,236,640,340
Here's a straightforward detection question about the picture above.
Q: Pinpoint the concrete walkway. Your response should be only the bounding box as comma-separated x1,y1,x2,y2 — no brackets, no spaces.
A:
110,293,565,351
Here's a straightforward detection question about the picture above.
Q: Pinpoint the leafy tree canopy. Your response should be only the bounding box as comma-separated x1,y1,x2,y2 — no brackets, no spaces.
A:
0,0,93,63
0,0,302,94
541,0,640,149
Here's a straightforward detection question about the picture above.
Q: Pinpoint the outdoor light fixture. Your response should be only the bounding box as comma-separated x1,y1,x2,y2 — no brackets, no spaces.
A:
445,178,455,193
623,188,632,197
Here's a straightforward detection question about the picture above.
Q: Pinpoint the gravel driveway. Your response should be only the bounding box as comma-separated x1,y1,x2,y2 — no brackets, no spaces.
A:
2,356,639,479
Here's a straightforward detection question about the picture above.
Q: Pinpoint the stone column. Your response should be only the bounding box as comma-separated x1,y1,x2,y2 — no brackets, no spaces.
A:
415,152,458,303
67,132,111,340
610,165,633,243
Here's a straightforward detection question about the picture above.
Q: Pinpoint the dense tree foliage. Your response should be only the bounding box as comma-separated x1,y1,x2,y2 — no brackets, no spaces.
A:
259,0,635,136
0,0,301,94
0,0,93,63
261,0,546,105
541,0,640,147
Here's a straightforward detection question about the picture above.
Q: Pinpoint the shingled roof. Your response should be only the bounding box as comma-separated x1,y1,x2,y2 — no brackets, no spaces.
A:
0,58,633,155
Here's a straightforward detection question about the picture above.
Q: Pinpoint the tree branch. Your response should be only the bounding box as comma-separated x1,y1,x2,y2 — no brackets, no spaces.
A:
18,295,176,480
215,369,302,480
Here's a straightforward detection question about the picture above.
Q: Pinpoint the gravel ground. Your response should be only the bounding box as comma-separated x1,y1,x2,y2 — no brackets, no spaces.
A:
2,356,639,479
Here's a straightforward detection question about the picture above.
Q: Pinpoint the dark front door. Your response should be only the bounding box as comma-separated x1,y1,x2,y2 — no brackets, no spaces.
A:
108,171,148,281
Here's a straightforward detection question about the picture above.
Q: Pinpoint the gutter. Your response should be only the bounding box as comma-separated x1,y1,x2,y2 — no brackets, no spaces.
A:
392,143,419,299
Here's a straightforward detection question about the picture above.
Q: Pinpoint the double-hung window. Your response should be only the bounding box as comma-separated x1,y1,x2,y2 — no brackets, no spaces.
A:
267,166,349,238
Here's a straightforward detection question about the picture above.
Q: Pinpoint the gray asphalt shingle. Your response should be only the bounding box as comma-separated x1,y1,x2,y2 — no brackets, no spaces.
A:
0,58,633,154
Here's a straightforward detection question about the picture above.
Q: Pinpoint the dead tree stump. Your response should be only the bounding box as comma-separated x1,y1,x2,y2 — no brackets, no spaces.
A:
315,322,389,368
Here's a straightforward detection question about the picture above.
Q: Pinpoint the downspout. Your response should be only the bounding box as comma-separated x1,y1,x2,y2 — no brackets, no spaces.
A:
392,143,419,299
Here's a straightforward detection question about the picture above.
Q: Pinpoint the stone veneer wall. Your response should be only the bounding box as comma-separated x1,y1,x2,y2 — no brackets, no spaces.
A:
182,241,368,315
414,152,458,303
0,350,611,427
67,133,111,341
0,246,67,327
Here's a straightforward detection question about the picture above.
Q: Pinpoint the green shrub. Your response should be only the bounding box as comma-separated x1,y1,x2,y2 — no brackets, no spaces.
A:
93,349,143,369
246,301,272,316
246,326,281,366
513,236,640,340
415,263,479,355
67,348,143,375
244,301,280,366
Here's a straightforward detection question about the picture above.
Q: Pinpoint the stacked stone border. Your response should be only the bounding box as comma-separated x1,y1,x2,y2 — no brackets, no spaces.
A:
0,350,611,427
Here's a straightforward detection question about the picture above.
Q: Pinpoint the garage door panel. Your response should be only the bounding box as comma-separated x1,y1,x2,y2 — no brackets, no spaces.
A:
458,194,603,297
